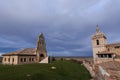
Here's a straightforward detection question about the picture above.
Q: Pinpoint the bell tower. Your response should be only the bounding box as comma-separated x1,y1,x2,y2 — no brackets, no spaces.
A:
92,25,107,64
36,33,47,62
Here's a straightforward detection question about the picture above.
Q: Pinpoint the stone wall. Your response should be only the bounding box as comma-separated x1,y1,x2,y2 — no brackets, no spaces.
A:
83,61,95,78
96,58,114,64
18,56,36,64
2,55,36,65
2,56,18,65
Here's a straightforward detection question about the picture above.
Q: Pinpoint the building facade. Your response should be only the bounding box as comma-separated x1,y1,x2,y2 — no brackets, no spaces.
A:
92,26,120,64
2,33,48,65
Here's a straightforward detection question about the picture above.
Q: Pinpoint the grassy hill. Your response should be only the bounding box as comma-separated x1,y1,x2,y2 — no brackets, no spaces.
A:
0,60,91,80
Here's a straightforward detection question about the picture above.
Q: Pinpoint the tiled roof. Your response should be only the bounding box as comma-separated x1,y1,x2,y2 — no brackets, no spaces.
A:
96,52,114,55
99,61,120,79
106,43,120,47
2,48,36,56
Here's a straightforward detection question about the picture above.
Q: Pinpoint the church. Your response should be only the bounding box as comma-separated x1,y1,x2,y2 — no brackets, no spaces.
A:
2,33,48,65
92,25,120,64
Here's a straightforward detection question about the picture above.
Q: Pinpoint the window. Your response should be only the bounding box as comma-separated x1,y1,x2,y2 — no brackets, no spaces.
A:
108,48,110,51
24,58,26,62
108,54,112,58
29,58,31,62
101,54,103,58
104,54,107,58
4,58,6,61
13,58,14,62
96,40,99,45
8,58,10,62
115,46,120,48
98,55,101,58
40,54,44,57
20,58,23,62
32,58,34,61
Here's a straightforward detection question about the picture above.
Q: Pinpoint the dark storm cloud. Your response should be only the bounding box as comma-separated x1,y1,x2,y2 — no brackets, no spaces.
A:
0,0,120,56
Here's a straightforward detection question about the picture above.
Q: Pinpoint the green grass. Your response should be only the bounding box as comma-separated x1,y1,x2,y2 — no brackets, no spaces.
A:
0,60,91,80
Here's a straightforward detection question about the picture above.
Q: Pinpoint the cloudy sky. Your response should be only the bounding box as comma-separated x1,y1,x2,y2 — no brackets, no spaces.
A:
0,0,120,56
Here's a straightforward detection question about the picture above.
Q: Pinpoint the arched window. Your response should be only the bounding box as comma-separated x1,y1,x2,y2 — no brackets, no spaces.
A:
8,58,10,62
108,48,110,51
24,58,26,62
13,58,14,62
32,58,34,61
40,54,44,57
29,58,31,62
96,40,99,45
21,58,23,62
4,58,6,61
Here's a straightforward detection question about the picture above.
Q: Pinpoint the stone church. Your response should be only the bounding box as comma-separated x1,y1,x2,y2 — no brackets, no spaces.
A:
2,33,48,65
92,25,120,64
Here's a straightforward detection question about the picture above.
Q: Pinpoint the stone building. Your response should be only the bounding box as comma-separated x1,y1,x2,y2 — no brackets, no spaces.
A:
2,33,48,65
92,25,120,64
92,26,120,80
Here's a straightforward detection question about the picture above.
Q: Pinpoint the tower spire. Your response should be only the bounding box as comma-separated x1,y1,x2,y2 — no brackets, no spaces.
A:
96,25,100,33
36,33,47,62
